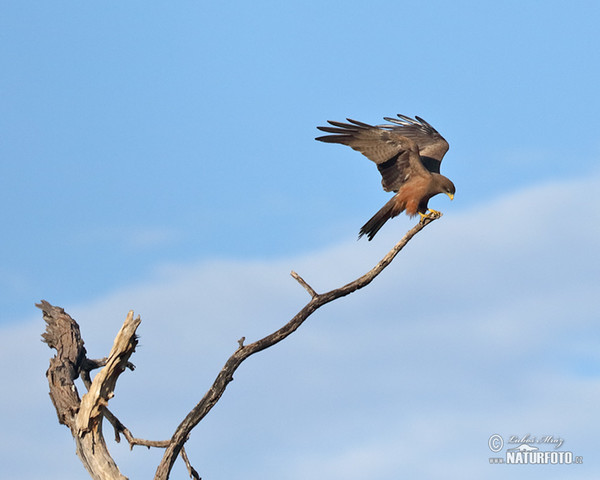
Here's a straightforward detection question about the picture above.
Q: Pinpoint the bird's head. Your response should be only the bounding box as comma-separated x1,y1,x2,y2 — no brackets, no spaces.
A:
440,177,455,201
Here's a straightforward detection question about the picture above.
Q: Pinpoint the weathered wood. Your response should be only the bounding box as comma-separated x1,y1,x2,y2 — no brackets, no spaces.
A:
153,214,440,479
76,311,140,435
39,301,139,480
40,215,439,480
40,300,86,426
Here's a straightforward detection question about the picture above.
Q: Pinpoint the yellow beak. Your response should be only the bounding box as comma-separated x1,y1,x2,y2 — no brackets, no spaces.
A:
447,193,454,201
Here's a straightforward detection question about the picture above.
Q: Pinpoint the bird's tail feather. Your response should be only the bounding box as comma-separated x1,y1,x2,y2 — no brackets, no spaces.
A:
358,196,402,241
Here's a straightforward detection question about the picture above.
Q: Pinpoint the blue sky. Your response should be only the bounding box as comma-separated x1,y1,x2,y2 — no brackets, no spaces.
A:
2,2,600,479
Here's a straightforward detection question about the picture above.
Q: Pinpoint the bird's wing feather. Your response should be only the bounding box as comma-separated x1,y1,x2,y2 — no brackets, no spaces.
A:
380,115,449,173
316,118,430,192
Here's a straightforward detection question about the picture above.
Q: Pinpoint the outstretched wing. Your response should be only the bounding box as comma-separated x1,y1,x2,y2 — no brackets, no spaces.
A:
316,117,431,192
380,114,449,173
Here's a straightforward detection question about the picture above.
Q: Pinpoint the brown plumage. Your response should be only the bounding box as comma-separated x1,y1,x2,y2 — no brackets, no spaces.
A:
316,114,455,240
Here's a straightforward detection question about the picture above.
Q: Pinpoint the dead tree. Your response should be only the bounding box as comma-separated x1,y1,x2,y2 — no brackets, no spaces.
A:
40,215,440,480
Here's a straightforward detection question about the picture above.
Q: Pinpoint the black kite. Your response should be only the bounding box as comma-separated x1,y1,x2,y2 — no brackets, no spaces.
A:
316,114,455,240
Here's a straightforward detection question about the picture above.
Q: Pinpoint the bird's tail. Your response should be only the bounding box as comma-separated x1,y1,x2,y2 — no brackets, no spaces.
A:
358,196,403,241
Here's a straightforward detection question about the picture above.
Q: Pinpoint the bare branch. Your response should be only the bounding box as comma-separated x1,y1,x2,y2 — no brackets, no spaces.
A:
39,301,129,480
80,351,171,450
181,447,201,480
154,215,440,479
39,300,86,427
76,311,140,435
40,215,440,480
290,270,318,297
82,357,136,372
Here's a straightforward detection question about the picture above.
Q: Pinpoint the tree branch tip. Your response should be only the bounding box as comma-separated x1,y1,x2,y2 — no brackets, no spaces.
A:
237,336,245,348
181,447,201,480
290,270,318,297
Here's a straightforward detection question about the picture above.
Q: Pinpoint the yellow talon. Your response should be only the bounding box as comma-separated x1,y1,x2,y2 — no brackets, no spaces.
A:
419,209,443,223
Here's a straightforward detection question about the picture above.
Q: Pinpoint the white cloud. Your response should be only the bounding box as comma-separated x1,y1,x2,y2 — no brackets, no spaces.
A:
2,174,600,479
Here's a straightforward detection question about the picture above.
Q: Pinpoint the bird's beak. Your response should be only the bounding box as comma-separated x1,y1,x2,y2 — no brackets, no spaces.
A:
446,193,454,201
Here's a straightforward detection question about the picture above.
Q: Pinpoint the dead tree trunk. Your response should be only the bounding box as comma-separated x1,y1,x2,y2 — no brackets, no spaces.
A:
40,215,440,479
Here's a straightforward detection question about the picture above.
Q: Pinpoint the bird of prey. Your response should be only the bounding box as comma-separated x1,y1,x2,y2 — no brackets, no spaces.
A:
316,114,455,240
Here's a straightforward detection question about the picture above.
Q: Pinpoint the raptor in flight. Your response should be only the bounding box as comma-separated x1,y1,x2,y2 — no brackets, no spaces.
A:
316,114,455,240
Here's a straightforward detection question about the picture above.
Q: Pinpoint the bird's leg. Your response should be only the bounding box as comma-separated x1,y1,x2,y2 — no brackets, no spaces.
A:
419,209,443,223
418,211,431,223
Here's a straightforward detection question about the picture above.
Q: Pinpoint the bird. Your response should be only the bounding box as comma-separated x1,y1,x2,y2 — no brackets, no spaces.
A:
315,114,455,240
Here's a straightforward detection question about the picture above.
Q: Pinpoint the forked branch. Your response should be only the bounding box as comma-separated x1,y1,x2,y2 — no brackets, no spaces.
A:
153,214,440,479
40,215,440,480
